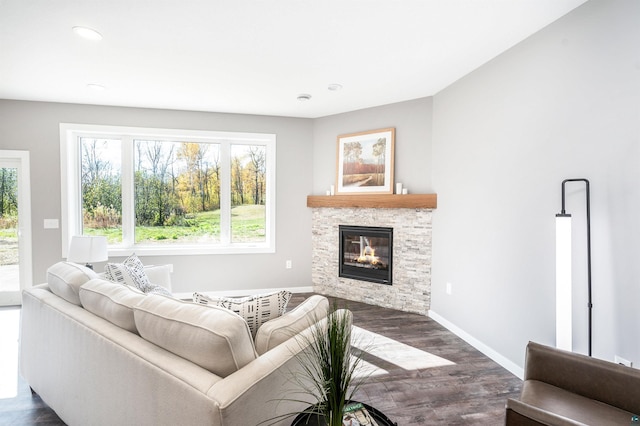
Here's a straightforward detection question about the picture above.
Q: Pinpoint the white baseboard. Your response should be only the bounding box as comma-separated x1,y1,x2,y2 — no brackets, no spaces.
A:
428,309,524,380
173,286,314,300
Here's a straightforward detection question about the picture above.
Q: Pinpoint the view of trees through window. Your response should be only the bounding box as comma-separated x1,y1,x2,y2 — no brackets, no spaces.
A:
0,168,19,273
81,139,122,242
81,137,267,245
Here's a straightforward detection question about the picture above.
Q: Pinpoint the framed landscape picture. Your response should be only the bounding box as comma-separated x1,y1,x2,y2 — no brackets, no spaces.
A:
336,127,395,194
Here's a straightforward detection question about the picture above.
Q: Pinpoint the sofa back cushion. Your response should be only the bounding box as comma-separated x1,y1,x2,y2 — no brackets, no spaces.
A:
79,279,146,334
254,295,329,355
47,261,99,305
134,294,257,377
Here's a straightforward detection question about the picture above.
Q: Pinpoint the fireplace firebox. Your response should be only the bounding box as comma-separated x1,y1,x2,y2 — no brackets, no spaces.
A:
339,225,393,285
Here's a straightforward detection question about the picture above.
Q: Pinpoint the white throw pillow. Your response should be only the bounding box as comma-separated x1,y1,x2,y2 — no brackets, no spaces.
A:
79,278,146,334
104,253,151,290
193,290,292,338
104,254,172,297
254,295,329,355
134,294,257,377
47,261,99,305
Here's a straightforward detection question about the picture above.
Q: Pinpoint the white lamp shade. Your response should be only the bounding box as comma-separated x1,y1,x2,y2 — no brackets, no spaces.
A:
67,236,109,264
555,215,572,351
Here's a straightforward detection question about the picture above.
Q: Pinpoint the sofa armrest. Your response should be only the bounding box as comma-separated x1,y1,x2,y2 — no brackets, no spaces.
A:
206,318,325,426
505,398,584,426
523,341,640,414
143,264,172,291
255,295,329,355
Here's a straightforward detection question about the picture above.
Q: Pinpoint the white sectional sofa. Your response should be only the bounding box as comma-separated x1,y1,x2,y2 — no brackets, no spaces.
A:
20,262,329,426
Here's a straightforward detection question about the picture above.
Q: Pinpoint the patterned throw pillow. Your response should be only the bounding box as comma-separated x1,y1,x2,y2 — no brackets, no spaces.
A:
193,290,292,337
104,253,154,293
147,285,173,297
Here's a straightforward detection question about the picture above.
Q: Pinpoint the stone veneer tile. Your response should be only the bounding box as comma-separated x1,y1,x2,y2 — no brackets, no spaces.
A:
311,207,432,315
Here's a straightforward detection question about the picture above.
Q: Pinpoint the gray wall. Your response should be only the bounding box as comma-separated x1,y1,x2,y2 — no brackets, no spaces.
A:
0,100,314,293
431,0,640,367
312,97,433,195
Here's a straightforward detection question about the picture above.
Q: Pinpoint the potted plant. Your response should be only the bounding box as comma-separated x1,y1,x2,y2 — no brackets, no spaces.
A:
290,303,367,426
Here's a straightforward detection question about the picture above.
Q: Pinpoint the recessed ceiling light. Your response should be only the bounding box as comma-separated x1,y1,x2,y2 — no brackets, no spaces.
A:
297,94,312,102
87,83,106,91
328,84,343,91
73,26,103,41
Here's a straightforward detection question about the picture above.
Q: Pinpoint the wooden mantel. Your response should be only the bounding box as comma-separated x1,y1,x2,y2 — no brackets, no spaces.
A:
307,193,437,209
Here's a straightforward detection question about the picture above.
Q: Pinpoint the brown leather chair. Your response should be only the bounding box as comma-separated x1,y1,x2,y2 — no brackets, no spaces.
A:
506,341,640,425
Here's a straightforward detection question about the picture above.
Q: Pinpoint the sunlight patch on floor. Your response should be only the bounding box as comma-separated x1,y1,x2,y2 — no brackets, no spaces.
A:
352,326,455,371
0,308,20,399
352,356,389,378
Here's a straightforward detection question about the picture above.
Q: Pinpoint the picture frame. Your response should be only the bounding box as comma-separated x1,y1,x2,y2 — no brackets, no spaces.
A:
336,127,395,195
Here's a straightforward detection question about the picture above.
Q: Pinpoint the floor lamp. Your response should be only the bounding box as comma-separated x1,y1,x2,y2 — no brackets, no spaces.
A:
555,178,592,356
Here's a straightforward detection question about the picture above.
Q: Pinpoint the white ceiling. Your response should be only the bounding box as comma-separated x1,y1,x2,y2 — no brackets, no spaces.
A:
0,0,587,118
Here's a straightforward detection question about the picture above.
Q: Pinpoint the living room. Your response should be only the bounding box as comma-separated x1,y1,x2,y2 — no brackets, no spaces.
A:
1,0,639,424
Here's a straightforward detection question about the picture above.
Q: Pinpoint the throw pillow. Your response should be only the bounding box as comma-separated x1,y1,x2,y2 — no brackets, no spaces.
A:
193,290,292,338
147,284,173,297
104,253,154,293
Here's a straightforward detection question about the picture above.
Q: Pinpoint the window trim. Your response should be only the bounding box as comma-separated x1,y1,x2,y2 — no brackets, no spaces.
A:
60,123,276,257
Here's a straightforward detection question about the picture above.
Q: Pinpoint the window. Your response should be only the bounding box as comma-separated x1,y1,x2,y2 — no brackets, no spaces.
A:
61,124,275,256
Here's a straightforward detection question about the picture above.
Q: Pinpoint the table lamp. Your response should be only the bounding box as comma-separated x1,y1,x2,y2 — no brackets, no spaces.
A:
67,235,108,270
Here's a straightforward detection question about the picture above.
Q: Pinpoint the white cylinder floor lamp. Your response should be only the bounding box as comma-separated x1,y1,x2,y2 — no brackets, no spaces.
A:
555,178,592,356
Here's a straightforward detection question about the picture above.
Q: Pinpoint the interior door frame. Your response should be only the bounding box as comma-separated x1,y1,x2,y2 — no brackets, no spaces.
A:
0,150,32,306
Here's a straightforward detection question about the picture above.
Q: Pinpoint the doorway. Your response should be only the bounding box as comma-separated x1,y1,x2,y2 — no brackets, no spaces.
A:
0,151,32,306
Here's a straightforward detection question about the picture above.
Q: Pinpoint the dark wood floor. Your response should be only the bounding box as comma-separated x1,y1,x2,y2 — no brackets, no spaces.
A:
0,294,522,425
337,295,522,425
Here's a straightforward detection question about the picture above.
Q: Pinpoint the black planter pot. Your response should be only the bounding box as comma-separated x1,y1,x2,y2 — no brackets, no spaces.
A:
291,401,397,426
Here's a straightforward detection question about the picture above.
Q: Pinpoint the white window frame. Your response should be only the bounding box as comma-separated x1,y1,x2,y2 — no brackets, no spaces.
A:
60,123,276,257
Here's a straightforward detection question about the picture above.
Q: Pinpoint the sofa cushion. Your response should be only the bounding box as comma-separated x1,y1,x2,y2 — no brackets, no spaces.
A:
79,278,146,334
254,295,329,355
134,294,257,377
193,290,292,338
104,254,172,297
47,261,99,305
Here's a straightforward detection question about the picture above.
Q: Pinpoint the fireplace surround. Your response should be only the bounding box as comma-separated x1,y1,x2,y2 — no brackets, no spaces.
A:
311,206,433,315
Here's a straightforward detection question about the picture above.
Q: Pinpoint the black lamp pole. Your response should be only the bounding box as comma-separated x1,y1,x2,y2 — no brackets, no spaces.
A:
558,178,592,356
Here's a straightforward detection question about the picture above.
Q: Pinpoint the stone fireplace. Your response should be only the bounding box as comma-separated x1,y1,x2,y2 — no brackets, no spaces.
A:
310,204,433,315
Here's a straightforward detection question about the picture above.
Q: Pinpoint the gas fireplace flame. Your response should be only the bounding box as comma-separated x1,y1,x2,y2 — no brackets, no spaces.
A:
357,245,380,265
354,239,383,266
